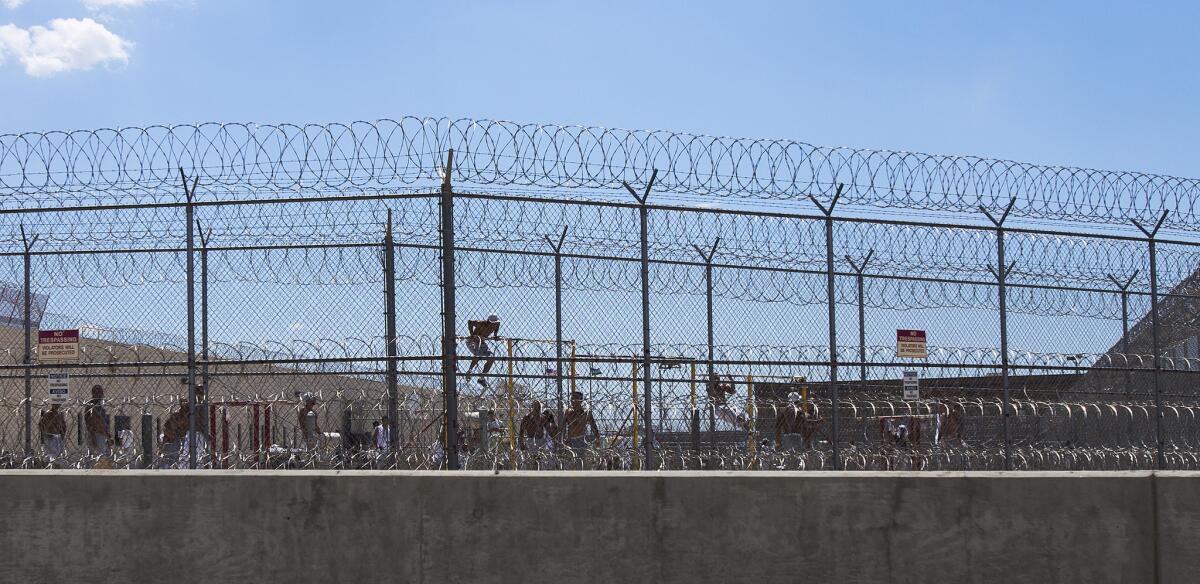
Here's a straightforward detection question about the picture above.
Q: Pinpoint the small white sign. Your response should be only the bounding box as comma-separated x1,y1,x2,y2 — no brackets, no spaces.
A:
902,371,919,401
48,372,69,404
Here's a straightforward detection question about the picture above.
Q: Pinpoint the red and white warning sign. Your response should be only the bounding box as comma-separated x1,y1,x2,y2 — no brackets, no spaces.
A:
896,329,927,359
37,329,80,362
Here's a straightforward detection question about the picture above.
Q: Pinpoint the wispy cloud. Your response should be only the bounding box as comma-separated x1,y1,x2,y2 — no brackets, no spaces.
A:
2,0,26,10
82,0,154,9
0,17,132,77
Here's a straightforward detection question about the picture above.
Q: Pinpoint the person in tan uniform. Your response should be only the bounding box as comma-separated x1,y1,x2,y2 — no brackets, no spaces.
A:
38,403,67,458
84,385,112,456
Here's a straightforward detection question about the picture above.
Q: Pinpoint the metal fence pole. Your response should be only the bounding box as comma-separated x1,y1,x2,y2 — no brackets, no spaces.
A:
544,226,568,424
692,239,720,452
982,199,1017,471
624,169,658,468
808,185,843,470
20,225,37,459
1134,212,1169,470
846,250,874,393
439,150,460,470
384,209,400,454
141,412,154,468
180,168,199,470
198,222,211,444
1107,272,1138,397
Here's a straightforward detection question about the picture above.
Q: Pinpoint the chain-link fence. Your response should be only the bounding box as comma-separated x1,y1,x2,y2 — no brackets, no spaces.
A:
1,118,1198,471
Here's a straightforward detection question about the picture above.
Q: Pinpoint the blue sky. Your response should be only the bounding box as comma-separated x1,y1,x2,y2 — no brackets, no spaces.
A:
1,0,1199,180
0,1,1194,395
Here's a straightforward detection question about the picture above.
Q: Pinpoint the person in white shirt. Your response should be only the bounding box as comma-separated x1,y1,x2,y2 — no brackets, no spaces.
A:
374,416,392,452
299,394,321,450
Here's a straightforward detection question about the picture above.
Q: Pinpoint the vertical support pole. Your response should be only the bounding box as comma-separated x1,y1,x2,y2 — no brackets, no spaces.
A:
569,341,577,397
745,375,755,468
439,149,460,470
692,238,720,452
845,250,874,393
507,338,515,452
1121,290,1130,396
998,248,1012,471
689,362,699,451
809,185,843,470
545,227,569,424
1107,272,1139,398
640,197,653,467
254,404,263,454
20,225,35,459
624,170,658,469
631,361,640,469
180,168,199,470
383,210,400,452
1134,212,1169,470
264,406,272,459
141,412,154,468
857,272,865,392
982,199,1017,471
1149,235,1164,469
198,223,211,453
209,406,216,463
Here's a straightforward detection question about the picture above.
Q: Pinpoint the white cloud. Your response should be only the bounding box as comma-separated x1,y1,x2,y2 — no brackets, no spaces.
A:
0,18,132,77
3,0,27,10
83,0,153,9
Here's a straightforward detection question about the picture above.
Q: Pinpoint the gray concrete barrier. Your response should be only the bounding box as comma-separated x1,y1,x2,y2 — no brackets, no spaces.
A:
1,471,1196,583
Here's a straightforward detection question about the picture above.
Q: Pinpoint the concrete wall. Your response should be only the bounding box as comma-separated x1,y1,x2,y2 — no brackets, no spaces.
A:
1,470,1195,584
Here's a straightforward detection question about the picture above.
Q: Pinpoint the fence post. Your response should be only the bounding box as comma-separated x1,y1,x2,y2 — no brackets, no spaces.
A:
439,149,460,470
1133,212,1169,470
745,375,755,469
845,250,874,393
383,209,400,455
180,168,199,470
624,169,658,469
631,362,640,469
692,238,721,451
808,185,843,470
982,198,1017,471
689,362,700,453
198,221,212,449
141,412,154,468
20,225,37,459
544,226,569,425
1106,271,1139,397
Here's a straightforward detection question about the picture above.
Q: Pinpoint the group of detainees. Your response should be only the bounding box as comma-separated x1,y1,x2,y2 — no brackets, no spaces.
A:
31,312,829,467
36,383,200,468
439,312,826,458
